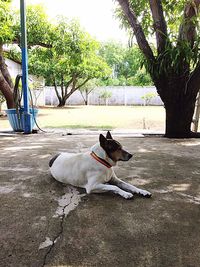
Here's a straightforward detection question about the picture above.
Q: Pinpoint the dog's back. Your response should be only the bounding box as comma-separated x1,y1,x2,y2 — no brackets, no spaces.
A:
49,151,111,190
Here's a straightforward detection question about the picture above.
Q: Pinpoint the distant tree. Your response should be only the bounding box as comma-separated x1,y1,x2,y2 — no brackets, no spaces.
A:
141,92,157,106
130,68,153,86
29,79,44,106
79,79,99,105
118,46,141,81
99,90,112,105
99,41,152,86
99,41,125,79
29,18,111,107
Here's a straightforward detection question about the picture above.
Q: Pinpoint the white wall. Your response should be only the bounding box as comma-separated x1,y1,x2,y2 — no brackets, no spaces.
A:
5,58,22,78
45,86,163,106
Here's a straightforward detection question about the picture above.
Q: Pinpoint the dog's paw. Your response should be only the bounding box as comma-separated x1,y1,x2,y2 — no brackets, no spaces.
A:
122,192,133,199
138,189,152,198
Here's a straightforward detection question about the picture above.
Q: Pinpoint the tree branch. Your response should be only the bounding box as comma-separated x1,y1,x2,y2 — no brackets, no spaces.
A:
117,0,155,62
63,78,91,103
13,38,52,49
75,78,90,90
64,77,74,96
178,0,200,48
149,0,168,54
79,90,87,104
63,75,79,102
53,78,61,102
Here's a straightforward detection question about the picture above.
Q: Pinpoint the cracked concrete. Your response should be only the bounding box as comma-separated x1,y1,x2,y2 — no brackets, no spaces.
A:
0,132,200,267
40,187,84,267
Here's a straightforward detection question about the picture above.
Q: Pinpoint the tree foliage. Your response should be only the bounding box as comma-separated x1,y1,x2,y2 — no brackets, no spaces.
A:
99,41,152,85
79,78,100,105
13,4,53,47
28,17,111,106
0,0,14,44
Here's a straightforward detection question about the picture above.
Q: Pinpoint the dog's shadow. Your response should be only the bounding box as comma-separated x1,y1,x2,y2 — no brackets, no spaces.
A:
49,175,152,202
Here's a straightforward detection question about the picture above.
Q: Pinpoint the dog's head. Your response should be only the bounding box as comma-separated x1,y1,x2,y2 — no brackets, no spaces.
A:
99,131,133,162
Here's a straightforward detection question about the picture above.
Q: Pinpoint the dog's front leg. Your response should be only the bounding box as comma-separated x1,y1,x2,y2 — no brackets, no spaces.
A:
110,173,152,198
89,183,133,199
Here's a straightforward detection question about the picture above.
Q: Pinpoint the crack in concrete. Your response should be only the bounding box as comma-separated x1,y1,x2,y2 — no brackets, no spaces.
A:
41,187,81,267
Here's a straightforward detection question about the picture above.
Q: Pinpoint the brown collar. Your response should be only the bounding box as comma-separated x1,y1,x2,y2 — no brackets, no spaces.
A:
90,151,112,168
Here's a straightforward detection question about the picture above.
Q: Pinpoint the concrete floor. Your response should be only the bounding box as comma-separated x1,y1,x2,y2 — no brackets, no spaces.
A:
0,132,200,267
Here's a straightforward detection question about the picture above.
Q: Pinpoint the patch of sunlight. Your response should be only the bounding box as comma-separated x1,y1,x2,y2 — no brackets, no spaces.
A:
178,193,200,205
4,145,43,151
151,189,172,194
51,266,83,267
130,177,151,186
179,141,200,146
0,167,32,172
168,183,191,192
138,148,152,153
192,170,200,175
38,154,51,159
0,136,16,140
51,265,84,267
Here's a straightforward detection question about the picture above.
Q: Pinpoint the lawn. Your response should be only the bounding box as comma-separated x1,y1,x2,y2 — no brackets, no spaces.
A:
0,105,166,131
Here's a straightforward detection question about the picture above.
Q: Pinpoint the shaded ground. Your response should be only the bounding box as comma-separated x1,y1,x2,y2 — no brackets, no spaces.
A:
0,132,200,267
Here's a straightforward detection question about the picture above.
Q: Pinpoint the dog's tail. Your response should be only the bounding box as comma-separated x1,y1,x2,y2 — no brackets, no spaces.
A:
49,153,61,167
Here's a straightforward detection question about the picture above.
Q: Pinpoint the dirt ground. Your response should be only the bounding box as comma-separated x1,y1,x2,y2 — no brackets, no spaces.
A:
0,131,200,267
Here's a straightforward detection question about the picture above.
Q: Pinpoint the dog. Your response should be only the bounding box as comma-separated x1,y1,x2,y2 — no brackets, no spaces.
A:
49,131,151,199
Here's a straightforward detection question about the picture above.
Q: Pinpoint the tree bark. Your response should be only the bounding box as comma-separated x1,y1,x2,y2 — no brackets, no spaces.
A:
149,0,168,54
57,99,66,107
0,46,14,89
0,71,14,108
165,98,196,138
117,0,155,62
178,0,200,47
0,45,14,108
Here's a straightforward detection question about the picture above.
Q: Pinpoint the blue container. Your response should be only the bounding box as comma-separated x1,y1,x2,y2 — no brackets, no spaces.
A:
5,108,38,132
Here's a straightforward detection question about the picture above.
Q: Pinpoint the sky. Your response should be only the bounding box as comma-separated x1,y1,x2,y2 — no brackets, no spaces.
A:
12,0,128,44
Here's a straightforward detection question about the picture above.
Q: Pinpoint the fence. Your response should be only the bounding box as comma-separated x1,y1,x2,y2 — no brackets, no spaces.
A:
44,86,163,106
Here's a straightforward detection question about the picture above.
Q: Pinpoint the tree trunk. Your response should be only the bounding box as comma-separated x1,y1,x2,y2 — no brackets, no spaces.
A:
57,98,66,107
157,75,199,138
165,99,195,138
0,46,14,109
85,93,89,105
0,71,14,108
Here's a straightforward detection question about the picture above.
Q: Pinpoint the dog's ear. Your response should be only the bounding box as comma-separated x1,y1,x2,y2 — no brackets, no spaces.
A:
106,131,113,140
99,134,107,149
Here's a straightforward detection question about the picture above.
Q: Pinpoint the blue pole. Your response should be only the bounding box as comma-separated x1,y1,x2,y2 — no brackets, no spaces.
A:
20,0,32,133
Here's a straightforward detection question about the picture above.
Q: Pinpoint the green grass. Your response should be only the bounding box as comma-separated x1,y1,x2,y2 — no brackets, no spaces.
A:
46,124,114,130
37,106,165,130
1,105,165,131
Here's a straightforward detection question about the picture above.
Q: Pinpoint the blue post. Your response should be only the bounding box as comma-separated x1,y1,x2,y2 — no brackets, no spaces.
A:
20,0,32,133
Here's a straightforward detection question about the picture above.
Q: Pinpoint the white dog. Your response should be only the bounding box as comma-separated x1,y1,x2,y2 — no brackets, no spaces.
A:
49,131,151,199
